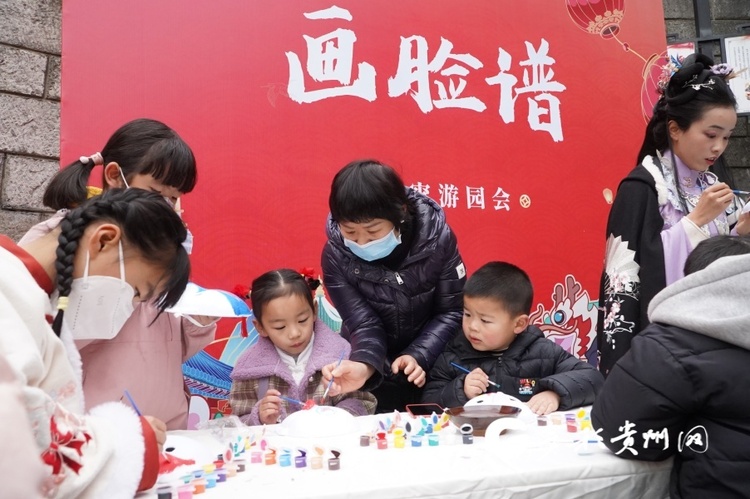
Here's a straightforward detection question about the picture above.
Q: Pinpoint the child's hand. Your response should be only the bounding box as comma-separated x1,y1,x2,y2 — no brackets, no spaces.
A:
391,355,425,387
527,390,560,415
463,367,489,399
322,360,374,395
143,415,167,453
258,389,282,425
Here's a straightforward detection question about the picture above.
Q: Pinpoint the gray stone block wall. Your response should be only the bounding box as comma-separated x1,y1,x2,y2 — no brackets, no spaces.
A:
0,0,61,241
0,0,748,238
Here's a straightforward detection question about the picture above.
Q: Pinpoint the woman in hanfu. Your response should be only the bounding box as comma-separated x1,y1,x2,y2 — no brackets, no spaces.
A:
596,53,750,376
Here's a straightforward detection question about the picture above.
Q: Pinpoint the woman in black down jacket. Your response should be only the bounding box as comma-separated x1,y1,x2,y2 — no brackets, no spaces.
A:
320,160,466,412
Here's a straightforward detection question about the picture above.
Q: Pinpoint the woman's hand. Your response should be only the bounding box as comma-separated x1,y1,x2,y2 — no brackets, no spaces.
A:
321,360,374,395
391,355,426,387
143,415,167,453
258,389,282,425
463,367,489,400
687,183,734,227
527,390,560,415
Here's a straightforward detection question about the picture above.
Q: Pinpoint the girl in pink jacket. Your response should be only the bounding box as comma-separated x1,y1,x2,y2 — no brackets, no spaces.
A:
20,118,216,429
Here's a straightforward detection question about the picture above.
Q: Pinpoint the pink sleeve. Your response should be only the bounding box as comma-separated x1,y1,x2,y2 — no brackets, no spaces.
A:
181,316,217,361
17,211,66,245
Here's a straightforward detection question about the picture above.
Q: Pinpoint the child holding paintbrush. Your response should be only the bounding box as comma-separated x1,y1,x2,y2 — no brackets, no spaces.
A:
230,269,376,425
422,262,603,415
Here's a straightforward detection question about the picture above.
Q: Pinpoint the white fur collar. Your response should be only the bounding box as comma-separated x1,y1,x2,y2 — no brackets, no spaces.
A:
641,154,668,206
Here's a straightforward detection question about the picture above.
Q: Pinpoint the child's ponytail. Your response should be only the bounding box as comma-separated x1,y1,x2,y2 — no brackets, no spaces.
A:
300,267,321,292
43,118,197,212
43,153,103,211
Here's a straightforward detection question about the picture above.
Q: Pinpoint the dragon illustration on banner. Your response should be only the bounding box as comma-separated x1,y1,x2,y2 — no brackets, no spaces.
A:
529,274,598,364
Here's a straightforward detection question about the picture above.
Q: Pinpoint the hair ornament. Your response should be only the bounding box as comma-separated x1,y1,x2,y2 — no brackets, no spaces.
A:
299,267,321,292
57,296,69,311
657,54,684,92
683,74,715,91
232,284,251,300
79,152,104,166
663,53,718,106
710,63,734,77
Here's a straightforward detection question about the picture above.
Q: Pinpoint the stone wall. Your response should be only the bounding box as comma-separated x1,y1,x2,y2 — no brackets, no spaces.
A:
0,0,748,237
0,0,61,240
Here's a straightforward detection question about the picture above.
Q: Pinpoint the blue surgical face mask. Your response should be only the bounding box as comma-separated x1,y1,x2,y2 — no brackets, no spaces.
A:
343,229,402,261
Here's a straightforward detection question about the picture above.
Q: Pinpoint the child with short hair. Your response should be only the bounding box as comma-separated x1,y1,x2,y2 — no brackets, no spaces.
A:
230,269,376,425
422,262,603,415
19,118,215,429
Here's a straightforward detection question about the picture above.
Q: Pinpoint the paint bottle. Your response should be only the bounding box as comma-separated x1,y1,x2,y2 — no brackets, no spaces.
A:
176,484,193,499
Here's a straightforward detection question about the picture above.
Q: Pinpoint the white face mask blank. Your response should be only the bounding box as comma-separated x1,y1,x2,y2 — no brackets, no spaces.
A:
61,241,135,341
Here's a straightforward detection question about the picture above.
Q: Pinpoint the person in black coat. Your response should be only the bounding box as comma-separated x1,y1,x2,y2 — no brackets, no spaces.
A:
596,54,748,376
422,262,603,415
592,236,750,499
320,159,466,412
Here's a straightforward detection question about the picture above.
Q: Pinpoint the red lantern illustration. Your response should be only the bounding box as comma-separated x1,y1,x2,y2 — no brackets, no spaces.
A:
566,0,625,39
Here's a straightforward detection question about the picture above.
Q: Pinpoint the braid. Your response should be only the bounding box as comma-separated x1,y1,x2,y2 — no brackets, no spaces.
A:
51,199,103,336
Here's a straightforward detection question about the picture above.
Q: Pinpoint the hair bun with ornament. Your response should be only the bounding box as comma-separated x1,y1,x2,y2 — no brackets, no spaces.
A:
299,267,321,292
663,53,738,107
664,53,716,106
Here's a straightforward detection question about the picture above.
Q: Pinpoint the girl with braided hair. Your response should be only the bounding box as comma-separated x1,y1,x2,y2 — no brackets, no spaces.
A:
0,189,189,497
19,118,216,430
596,53,750,376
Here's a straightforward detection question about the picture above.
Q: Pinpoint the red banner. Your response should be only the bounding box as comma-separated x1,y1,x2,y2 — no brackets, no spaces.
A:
62,0,667,367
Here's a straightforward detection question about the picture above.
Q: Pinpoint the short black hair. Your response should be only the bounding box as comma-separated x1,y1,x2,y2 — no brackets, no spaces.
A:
463,262,533,316
684,235,750,275
329,159,410,228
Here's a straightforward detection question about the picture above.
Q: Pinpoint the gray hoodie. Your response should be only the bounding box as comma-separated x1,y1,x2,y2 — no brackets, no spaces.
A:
648,253,750,351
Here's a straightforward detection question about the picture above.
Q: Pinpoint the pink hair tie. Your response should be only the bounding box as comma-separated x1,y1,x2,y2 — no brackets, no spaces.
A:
79,152,104,165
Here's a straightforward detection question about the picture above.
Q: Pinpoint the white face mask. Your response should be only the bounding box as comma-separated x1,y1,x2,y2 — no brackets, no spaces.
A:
62,241,135,341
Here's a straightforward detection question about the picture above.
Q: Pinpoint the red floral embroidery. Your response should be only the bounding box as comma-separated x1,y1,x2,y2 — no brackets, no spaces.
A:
41,416,91,475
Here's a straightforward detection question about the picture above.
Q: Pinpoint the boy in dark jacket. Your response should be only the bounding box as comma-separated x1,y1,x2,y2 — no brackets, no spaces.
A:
422,262,603,415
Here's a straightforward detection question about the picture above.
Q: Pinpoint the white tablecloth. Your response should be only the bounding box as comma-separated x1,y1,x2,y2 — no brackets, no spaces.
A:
138,410,671,499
